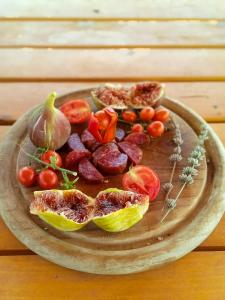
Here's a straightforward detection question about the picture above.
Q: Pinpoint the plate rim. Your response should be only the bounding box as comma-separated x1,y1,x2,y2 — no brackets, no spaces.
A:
0,90,224,274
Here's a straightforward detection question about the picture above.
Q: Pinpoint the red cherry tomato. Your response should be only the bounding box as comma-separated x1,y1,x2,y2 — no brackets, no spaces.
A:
60,99,91,124
38,169,59,189
41,150,62,169
122,110,137,122
140,107,155,122
95,110,111,130
131,123,144,133
147,121,164,137
18,166,36,187
122,165,160,201
153,108,169,122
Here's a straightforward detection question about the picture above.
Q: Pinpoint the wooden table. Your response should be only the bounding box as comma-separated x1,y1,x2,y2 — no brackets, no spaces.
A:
0,1,225,299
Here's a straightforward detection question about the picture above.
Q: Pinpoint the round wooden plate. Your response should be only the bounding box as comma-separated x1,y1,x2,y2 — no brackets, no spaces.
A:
0,89,224,274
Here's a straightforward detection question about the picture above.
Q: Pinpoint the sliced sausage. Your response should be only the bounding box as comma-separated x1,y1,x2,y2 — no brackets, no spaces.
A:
118,141,143,165
67,133,90,154
124,132,150,145
97,152,128,174
115,128,126,142
65,150,91,168
92,143,119,165
81,129,101,152
78,158,104,183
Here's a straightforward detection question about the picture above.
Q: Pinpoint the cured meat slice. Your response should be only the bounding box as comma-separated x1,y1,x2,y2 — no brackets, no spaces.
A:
124,132,150,145
81,129,100,152
118,141,143,165
67,133,90,153
92,143,119,165
115,128,126,142
65,150,91,168
78,158,104,183
97,152,128,175
66,133,91,168
92,142,128,174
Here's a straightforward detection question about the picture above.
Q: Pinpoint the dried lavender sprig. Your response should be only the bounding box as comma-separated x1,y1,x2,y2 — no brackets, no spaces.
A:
162,120,183,211
160,125,208,222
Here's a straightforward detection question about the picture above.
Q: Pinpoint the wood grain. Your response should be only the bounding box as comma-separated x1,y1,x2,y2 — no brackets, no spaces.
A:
0,82,224,124
1,0,224,19
0,91,224,274
0,21,225,48
0,122,224,253
1,253,225,300
1,49,225,81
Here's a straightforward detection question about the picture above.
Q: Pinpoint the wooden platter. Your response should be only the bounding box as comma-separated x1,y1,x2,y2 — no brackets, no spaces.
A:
0,89,224,274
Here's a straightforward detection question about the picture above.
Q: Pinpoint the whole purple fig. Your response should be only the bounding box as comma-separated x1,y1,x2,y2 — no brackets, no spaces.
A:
29,92,71,150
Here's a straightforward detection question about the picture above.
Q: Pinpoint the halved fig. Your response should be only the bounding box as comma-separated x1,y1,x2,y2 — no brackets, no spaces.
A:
30,189,94,231
93,188,149,232
91,84,129,110
129,82,165,109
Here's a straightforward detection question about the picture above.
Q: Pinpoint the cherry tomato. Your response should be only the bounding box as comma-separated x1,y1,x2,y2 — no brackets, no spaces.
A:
38,169,59,189
41,150,62,169
95,110,111,130
131,123,144,133
122,165,160,201
147,121,164,137
153,108,169,122
122,110,137,122
18,166,36,187
60,99,91,124
140,107,155,122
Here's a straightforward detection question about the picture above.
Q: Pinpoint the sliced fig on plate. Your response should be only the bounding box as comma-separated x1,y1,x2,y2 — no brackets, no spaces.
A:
129,82,165,109
91,84,129,110
30,189,94,231
93,188,149,232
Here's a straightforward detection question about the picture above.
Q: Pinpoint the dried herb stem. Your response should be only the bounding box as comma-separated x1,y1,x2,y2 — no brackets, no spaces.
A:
160,124,208,223
166,161,177,197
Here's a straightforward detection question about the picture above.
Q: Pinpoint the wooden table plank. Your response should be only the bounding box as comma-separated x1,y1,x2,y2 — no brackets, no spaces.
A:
1,0,225,20
1,252,225,300
0,21,225,48
0,82,224,124
1,49,225,81
0,123,224,252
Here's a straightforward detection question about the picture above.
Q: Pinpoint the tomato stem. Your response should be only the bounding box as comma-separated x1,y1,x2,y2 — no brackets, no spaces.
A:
20,147,77,177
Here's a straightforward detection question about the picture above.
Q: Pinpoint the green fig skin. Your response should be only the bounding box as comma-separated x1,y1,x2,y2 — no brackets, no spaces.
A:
30,188,149,232
91,91,128,111
30,189,95,231
29,92,71,150
93,188,149,232
37,211,88,231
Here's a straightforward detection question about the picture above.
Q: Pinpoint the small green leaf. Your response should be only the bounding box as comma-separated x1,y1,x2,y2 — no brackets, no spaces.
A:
50,155,57,169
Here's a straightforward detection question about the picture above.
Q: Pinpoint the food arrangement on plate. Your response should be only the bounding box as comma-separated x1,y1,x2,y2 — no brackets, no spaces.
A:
17,82,208,233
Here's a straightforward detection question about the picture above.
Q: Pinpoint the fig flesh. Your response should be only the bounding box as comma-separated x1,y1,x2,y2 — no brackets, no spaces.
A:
92,84,129,110
93,188,149,232
92,82,165,110
30,189,94,231
129,82,165,109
